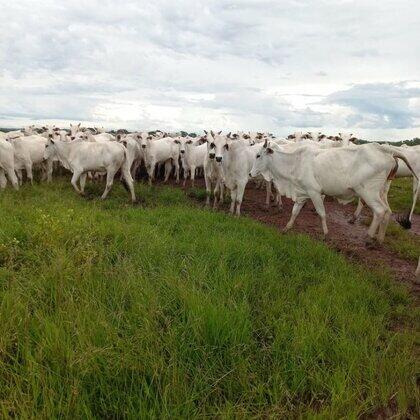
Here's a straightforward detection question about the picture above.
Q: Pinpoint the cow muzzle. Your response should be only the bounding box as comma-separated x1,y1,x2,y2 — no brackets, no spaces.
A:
215,156,222,163
209,153,215,159
141,145,146,149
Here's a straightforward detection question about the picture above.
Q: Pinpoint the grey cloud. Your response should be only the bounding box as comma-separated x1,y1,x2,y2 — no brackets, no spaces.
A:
325,82,420,129
0,0,419,139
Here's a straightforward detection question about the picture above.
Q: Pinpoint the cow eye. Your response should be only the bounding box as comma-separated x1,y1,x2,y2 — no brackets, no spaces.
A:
256,154,260,158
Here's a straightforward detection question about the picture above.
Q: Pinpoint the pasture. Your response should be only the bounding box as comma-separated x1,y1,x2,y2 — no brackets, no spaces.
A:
0,179,418,418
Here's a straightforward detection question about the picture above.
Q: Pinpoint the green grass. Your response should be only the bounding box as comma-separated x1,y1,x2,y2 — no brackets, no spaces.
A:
384,179,420,261
388,178,420,215
0,180,418,418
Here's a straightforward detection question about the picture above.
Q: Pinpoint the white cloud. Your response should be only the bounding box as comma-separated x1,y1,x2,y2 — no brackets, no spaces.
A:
0,0,419,140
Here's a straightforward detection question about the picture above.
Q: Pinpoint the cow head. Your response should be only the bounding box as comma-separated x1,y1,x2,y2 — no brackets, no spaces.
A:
44,138,58,161
204,130,227,163
69,123,81,137
250,140,274,178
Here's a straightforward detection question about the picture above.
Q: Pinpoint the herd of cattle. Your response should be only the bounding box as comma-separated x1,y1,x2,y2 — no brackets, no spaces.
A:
1,124,419,245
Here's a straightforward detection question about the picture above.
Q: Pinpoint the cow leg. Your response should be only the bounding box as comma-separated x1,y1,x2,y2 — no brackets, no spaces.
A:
359,191,387,242
71,170,83,195
46,159,53,183
377,182,392,242
122,161,136,203
164,160,172,182
214,180,223,209
183,166,188,187
16,170,23,186
349,198,364,224
25,162,33,185
265,180,271,209
148,160,156,186
0,169,6,189
277,193,283,211
79,173,87,194
213,180,220,209
235,182,247,217
8,168,19,190
173,159,180,183
284,199,306,232
310,193,328,236
219,181,225,205
230,186,237,214
190,165,196,188
131,159,141,180
101,169,117,200
204,174,211,207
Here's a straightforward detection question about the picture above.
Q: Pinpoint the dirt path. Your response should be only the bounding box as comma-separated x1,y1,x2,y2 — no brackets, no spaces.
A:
168,179,419,297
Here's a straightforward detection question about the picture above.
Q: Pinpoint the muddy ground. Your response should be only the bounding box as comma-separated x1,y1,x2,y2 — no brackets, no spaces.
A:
167,178,420,298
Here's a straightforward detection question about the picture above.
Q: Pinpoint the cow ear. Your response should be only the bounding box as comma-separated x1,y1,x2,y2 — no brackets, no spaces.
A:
266,147,274,154
204,130,208,135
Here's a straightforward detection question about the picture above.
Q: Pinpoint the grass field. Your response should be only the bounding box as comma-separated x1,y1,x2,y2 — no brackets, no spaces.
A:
0,180,419,418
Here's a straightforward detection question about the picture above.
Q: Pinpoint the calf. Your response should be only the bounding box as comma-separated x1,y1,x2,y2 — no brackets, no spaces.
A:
139,135,180,185
176,137,206,187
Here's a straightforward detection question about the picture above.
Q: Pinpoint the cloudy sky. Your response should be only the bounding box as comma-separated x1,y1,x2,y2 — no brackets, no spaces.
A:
1,0,419,140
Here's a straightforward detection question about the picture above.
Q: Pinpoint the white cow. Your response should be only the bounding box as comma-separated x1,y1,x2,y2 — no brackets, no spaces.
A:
9,135,53,183
202,131,225,207
0,138,19,190
44,138,136,202
178,137,207,187
139,135,180,185
250,141,418,243
219,138,262,216
117,133,143,179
